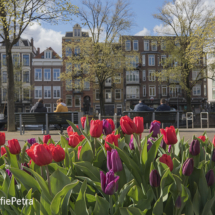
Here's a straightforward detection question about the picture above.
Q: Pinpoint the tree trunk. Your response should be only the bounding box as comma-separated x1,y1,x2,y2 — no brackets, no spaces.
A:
6,48,16,131
186,94,192,112
99,83,105,116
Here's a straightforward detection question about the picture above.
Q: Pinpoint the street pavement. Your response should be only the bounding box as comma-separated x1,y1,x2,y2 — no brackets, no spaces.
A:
3,128,215,148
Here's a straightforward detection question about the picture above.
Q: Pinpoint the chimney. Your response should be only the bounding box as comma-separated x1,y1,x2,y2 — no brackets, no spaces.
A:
37,47,40,55
31,37,33,46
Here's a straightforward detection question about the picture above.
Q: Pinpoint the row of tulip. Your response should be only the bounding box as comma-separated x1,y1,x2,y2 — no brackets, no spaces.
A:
0,115,214,214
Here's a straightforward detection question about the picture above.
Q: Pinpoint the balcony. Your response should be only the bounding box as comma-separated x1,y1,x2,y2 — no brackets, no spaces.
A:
126,78,140,84
105,98,112,103
126,94,140,99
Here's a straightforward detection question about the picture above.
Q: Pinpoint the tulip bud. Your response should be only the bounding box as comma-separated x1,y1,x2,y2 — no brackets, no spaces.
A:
105,134,120,151
198,135,206,142
52,145,65,162
106,119,115,131
102,119,112,135
6,169,17,185
133,117,144,134
90,120,103,138
149,170,160,187
159,154,173,171
147,137,154,151
168,145,171,153
8,139,21,155
120,116,136,135
160,139,166,150
1,146,6,156
129,136,134,150
0,132,5,146
189,139,200,156
160,126,177,145
205,169,215,186
43,135,51,144
182,158,194,176
78,146,82,160
107,149,123,173
213,135,215,147
149,121,160,137
81,117,86,129
27,138,36,146
175,196,182,209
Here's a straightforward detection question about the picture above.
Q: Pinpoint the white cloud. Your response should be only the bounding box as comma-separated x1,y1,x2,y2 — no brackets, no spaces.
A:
135,28,150,36
22,22,64,56
153,24,175,36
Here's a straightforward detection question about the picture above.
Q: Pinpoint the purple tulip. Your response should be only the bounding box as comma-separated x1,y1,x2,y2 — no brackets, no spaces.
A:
205,169,215,186
27,138,36,146
6,169,17,184
129,137,134,150
212,149,215,162
147,138,155,151
182,158,194,176
160,139,166,150
149,170,160,187
149,121,161,137
175,196,182,208
100,170,119,195
102,119,112,135
107,150,123,173
189,139,200,156
168,145,171,153
66,138,69,142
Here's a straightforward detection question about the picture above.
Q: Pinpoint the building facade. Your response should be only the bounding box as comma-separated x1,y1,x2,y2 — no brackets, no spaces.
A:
32,47,63,112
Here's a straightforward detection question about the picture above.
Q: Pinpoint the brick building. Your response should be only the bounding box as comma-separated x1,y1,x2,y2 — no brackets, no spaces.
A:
121,36,207,112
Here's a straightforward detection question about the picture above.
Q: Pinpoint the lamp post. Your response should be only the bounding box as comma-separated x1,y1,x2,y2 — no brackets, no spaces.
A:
79,97,81,112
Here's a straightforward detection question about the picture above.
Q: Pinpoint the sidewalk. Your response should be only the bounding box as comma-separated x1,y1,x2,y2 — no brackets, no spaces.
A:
3,128,214,148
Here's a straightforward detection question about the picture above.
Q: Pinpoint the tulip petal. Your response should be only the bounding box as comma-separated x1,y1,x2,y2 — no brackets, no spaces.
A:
100,171,106,193
107,151,112,171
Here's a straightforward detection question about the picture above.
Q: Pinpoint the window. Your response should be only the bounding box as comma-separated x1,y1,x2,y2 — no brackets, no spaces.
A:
74,47,80,55
144,40,149,51
162,86,167,96
84,81,90,90
66,62,72,73
115,89,121,100
204,84,207,96
2,71,7,83
133,40,138,51
45,51,51,59
83,64,89,74
126,71,139,83
193,85,201,96
96,90,100,100
151,41,157,51
74,64,81,74
53,86,61,98
126,55,139,68
148,70,155,81
74,79,81,92
53,104,57,111
192,70,200,80
2,88,7,102
95,105,100,114
53,69,60,81
14,41,19,46
161,55,166,66
66,95,72,107
143,85,146,97
35,86,42,99
142,55,145,66
23,71,30,83
35,69,42,81
23,55,29,66
126,86,139,99
2,54,6,66
44,69,51,81
44,86,51,98
44,104,51,112
161,70,167,81
66,80,72,91
65,47,72,57
149,86,156,96
75,95,81,107
125,40,131,51
169,86,181,97
74,29,81,37
105,89,112,102
115,73,121,83
116,104,122,116
13,54,19,66
161,40,166,50
148,55,155,66
105,78,111,86
15,89,20,102
142,70,146,81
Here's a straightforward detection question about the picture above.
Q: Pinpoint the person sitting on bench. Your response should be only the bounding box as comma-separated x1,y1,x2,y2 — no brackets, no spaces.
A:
156,98,170,111
134,99,154,111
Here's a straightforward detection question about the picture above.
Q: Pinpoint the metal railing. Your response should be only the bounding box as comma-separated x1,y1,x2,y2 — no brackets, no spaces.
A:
200,112,209,128
186,112,193,128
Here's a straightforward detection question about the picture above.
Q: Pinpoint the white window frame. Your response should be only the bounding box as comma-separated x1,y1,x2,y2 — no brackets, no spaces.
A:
144,40,149,51
45,51,52,59
192,70,200,80
66,95,72,107
44,86,51,99
169,86,181,97
2,71,7,83
23,70,30,83
53,103,57,112
44,68,51,81
142,70,146,81
66,62,72,73
2,88,7,102
44,104,52,112
22,54,30,66
148,70,155,81
84,81,90,90
115,89,121,100
148,55,155,66
143,85,146,97
66,80,72,91
204,84,207,96
126,71,139,83
142,55,145,66
116,104,122,115
53,86,61,98
65,47,72,57
74,47,80,55
12,53,20,66
133,40,139,51
151,40,157,51
149,85,156,97
105,89,112,102
162,86,167,96
74,29,81,37
74,95,81,107
2,54,6,66
193,85,201,96
34,86,42,99
34,68,42,81
125,40,131,51
53,68,60,81
126,86,140,99
161,40,166,50
115,73,121,83
95,89,100,100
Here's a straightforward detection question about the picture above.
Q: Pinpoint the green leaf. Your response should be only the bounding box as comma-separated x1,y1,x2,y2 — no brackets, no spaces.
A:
21,142,28,163
9,167,41,193
60,135,68,148
79,140,93,163
21,189,32,215
120,207,145,215
48,163,67,175
74,180,89,215
173,129,181,156
141,138,148,165
128,185,144,203
33,198,40,215
84,115,90,134
8,175,16,199
50,180,79,215
38,137,43,144
192,183,200,215
40,192,52,215
5,147,19,168
152,197,163,215
67,120,82,135
93,194,109,215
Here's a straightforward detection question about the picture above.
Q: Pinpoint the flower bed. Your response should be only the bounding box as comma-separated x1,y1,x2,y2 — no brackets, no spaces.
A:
0,116,214,215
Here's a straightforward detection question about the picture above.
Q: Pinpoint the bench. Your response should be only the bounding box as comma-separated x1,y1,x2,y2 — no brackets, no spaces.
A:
154,111,178,128
15,112,82,135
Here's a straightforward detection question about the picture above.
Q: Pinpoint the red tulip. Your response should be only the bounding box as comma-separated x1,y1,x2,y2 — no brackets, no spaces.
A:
26,144,52,166
159,154,173,171
213,135,215,147
160,126,177,145
28,159,32,166
78,146,82,159
1,146,6,156
67,126,74,136
90,120,103,138
106,119,115,131
133,117,144,134
81,117,86,129
198,135,206,142
8,139,21,155
43,135,51,144
105,134,120,151
52,145,65,162
120,116,136,135
0,132,5,146
48,144,55,153
69,133,81,148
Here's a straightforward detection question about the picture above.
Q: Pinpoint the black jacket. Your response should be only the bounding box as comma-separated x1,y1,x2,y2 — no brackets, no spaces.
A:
134,103,154,111
30,102,47,113
156,104,171,111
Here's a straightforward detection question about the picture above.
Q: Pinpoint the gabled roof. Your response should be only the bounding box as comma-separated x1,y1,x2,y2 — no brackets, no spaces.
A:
34,47,61,59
